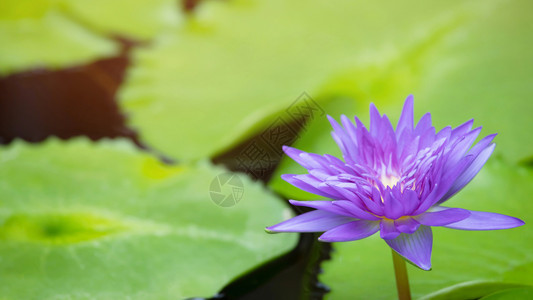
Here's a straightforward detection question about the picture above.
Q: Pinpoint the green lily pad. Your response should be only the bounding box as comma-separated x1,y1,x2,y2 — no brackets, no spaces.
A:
320,159,532,299
119,0,472,161
0,0,183,75
60,0,183,40
480,287,533,300
419,281,529,300
415,0,533,163
0,139,297,299
0,8,117,75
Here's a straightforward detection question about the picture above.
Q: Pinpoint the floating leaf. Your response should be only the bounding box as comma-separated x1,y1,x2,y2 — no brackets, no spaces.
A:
119,0,468,161
0,139,297,299
415,0,533,163
419,281,529,300
0,9,117,75
321,160,533,299
60,0,183,40
480,287,533,300
0,0,183,75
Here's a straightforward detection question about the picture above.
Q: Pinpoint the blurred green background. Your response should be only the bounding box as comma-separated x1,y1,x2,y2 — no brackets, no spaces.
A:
0,0,532,299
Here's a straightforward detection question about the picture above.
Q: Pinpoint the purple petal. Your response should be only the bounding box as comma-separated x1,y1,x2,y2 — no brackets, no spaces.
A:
289,200,356,217
332,200,381,220
417,125,437,150
386,225,433,270
414,207,471,226
330,131,350,162
416,154,476,214
369,103,382,137
327,154,348,166
328,115,358,162
341,114,360,149
282,146,333,171
436,126,452,141
414,113,432,136
282,146,310,168
380,219,401,240
400,189,420,215
326,182,359,200
468,133,497,157
450,119,474,142
394,217,420,234
308,169,332,180
383,192,405,220
396,95,414,135
443,210,525,230
398,134,419,162
281,174,337,199
318,220,380,242
298,153,329,170
266,210,354,233
365,187,385,215
440,143,495,202
446,127,482,167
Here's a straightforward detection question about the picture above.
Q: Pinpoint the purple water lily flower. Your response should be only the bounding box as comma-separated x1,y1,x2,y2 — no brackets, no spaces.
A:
266,95,524,270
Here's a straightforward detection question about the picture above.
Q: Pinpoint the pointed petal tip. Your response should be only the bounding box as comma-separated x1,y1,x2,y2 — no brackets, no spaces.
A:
486,134,498,143
397,95,415,133
419,263,432,271
404,95,414,107
392,249,432,271
326,115,337,123
264,226,279,234
464,119,475,128
282,145,301,155
340,114,351,124
505,216,526,228
287,199,298,205
280,173,292,181
281,173,298,180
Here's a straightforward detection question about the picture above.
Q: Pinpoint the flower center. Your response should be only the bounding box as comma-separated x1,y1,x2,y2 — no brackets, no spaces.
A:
380,174,400,189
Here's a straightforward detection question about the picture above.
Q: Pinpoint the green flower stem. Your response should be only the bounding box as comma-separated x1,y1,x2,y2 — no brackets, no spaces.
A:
392,250,412,300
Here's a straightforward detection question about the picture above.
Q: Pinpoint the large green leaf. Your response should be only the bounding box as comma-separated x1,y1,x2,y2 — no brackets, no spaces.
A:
415,0,533,163
0,139,297,299
320,160,533,299
60,0,182,40
0,0,183,75
480,287,533,300
0,6,117,75
420,281,529,300
119,0,474,161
